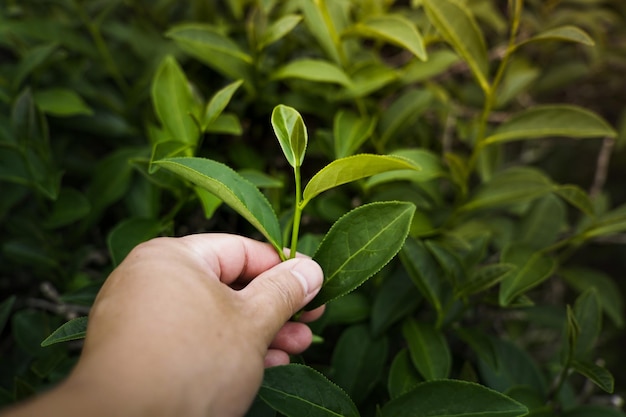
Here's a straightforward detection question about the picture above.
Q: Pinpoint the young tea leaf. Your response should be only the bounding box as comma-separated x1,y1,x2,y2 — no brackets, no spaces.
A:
203,79,243,130
483,105,617,145
422,0,490,93
40,316,88,347
302,154,420,206
345,15,427,61
154,157,283,252
381,379,528,417
402,319,451,381
308,201,416,309
271,105,308,168
259,364,359,417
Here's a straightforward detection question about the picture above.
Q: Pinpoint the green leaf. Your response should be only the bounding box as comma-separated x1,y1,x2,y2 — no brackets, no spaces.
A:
339,62,398,99
582,204,626,239
205,113,243,135
462,167,554,212
566,305,581,359
371,268,421,337
154,157,283,252
401,49,460,84
423,0,490,93
456,263,516,298
43,187,91,229
271,104,308,168
572,289,602,357
483,105,617,145
564,405,626,417
571,360,614,393
194,187,223,219
388,349,422,400
560,267,624,328
331,325,388,404
378,89,433,148
365,149,447,189
298,0,343,64
259,364,359,417
333,110,377,159
518,194,566,250
518,26,595,48
13,43,58,89
258,14,302,50
272,59,353,87
303,154,420,205
402,319,451,381
381,380,528,417
0,296,16,335
166,24,254,88
345,15,427,61
499,244,556,306
107,218,163,266
40,316,88,347
151,56,200,145
203,80,243,130
309,201,416,309
33,88,92,117
554,185,594,217
399,238,446,319
239,170,284,189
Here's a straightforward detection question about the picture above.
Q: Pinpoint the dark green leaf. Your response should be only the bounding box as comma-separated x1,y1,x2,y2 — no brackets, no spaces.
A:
378,89,433,148
271,104,308,168
518,194,566,250
107,218,162,266
309,201,416,308
499,244,556,306
333,110,377,159
155,157,283,252
382,380,528,417
303,154,419,205
259,364,359,417
456,263,516,298
571,360,614,393
34,88,93,117
331,325,388,404
345,15,426,60
13,43,58,89
484,105,616,145
0,296,16,335
44,188,91,229
151,56,200,145
423,0,490,92
371,268,421,337
564,405,626,417
572,289,602,357
388,349,422,400
402,319,451,381
554,185,595,217
41,317,88,347
581,204,626,239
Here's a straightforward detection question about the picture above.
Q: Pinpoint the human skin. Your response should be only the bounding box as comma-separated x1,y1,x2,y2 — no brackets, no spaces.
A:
3,234,324,417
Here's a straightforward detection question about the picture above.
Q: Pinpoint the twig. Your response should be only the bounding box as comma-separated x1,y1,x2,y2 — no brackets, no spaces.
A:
589,137,615,198
25,298,90,320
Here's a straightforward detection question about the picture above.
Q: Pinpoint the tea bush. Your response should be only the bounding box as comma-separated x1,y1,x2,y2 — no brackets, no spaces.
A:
1,1,626,416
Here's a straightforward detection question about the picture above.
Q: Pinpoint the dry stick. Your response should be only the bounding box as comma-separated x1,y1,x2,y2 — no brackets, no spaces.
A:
589,136,615,198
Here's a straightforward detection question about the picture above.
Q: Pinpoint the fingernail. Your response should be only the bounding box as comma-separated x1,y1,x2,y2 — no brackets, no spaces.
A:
290,259,323,298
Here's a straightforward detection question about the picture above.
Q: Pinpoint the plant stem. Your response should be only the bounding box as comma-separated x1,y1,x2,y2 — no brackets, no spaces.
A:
289,165,303,258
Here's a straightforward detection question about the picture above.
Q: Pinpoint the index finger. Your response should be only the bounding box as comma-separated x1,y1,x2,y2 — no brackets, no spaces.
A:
179,233,284,286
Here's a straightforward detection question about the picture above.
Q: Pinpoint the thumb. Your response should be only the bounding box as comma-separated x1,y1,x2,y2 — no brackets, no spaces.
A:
241,258,323,336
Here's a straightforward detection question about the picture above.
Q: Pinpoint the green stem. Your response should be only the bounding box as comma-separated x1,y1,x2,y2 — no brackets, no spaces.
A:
289,165,303,258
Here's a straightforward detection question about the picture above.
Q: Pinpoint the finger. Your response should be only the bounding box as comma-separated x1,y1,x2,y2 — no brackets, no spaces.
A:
298,305,326,323
178,233,283,285
269,322,313,355
241,258,323,340
264,349,290,367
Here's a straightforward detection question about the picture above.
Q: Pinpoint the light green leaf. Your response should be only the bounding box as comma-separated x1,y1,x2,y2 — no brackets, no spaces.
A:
462,167,554,212
571,360,614,393
271,104,308,168
239,170,283,189
518,25,595,48
382,379,528,417
402,319,451,381
272,59,353,87
401,49,460,84
339,62,398,99
298,0,343,64
560,267,624,328
154,157,283,252
456,263,516,298
388,349,422,400
333,110,377,159
331,325,388,404
41,317,88,347
309,202,416,309
151,56,200,145
205,113,243,135
366,149,446,189
554,185,594,217
203,80,243,130
423,0,490,93
499,244,557,306
378,89,433,148
345,15,427,61
107,218,162,266
34,88,93,117
302,154,420,205
258,14,302,50
195,187,222,219
259,364,359,417
166,24,254,87
484,105,617,145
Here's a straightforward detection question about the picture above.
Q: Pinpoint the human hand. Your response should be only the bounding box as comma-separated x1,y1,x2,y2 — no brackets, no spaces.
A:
4,234,324,417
